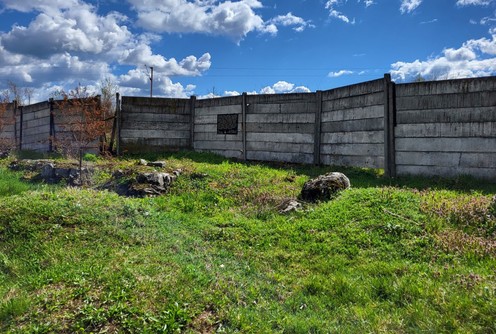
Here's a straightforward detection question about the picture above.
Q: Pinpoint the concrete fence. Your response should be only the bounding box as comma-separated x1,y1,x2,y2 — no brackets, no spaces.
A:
117,74,496,179
0,97,104,153
2,75,494,179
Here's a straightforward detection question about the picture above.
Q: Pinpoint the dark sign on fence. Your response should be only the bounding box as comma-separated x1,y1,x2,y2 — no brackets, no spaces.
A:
217,114,238,135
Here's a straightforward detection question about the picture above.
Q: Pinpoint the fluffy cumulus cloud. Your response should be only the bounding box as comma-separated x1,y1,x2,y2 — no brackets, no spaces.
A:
400,0,423,14
129,0,311,41
0,0,211,99
390,28,496,81
129,0,272,42
268,12,315,32
259,81,310,94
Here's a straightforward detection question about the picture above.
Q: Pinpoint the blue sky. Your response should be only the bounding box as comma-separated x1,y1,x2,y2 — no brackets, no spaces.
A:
0,0,495,102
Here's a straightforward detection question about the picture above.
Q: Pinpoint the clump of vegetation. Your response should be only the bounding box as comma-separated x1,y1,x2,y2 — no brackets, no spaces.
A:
1,152,496,333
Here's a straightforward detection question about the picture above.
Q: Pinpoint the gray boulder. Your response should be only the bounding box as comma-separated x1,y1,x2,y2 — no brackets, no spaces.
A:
300,172,350,202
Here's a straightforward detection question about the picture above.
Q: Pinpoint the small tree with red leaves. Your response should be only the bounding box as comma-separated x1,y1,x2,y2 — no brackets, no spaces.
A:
0,91,16,152
54,85,109,157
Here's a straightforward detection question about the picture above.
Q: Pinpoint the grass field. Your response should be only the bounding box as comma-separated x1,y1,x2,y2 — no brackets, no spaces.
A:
1,152,495,333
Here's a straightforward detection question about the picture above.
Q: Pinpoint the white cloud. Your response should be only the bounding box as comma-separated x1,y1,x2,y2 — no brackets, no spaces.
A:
224,90,241,96
325,0,373,23
0,0,210,100
390,29,496,81
359,0,375,7
128,0,272,42
400,0,423,14
456,0,493,5
420,18,438,24
0,0,79,14
328,70,354,77
325,1,354,24
259,81,310,94
118,68,196,98
268,12,314,32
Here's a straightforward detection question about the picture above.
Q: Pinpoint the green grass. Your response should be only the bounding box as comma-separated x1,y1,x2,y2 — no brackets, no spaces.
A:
1,151,495,333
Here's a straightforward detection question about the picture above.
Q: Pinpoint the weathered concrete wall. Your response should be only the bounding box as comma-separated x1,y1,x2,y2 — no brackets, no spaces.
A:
245,93,316,164
120,96,192,153
395,77,496,179
0,103,16,147
117,75,496,180
193,96,243,158
320,79,385,168
17,102,52,152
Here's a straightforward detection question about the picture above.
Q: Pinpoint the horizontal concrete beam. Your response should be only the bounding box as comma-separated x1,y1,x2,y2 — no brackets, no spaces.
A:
246,132,314,144
396,137,496,153
120,129,190,140
320,154,384,169
396,122,496,138
321,105,383,122
321,143,383,156
247,151,313,164
322,92,384,111
247,141,313,154
321,130,384,144
396,107,496,124
321,118,384,132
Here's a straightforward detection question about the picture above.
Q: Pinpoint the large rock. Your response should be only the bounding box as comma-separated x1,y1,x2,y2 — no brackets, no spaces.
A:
136,172,176,188
300,172,350,202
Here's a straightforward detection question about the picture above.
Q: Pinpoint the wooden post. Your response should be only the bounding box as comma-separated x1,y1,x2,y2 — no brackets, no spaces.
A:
242,93,247,161
383,74,396,177
189,95,196,150
314,91,323,165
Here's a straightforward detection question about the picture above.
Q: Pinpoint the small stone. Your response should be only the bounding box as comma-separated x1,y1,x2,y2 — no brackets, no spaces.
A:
278,199,302,214
148,161,167,168
54,167,70,179
112,169,124,178
138,159,148,166
40,163,56,180
190,172,207,179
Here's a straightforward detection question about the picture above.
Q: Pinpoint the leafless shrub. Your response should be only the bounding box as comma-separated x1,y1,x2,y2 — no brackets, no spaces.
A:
54,85,111,157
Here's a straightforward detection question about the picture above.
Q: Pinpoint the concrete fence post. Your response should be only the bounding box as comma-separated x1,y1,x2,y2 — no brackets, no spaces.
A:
383,74,396,177
18,102,23,151
242,92,247,161
115,93,121,155
189,95,196,150
49,98,55,152
13,100,18,149
314,91,323,165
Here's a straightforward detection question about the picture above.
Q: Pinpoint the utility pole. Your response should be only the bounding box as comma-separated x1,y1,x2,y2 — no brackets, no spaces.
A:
149,66,154,98
145,65,154,98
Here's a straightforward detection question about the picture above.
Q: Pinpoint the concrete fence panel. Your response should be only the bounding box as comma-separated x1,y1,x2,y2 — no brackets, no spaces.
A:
245,93,316,164
320,78,386,169
119,96,192,153
395,76,496,179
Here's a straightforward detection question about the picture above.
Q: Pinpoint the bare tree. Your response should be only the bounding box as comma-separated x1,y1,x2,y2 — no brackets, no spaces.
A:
54,84,110,157
0,90,15,152
4,81,35,106
99,77,119,116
